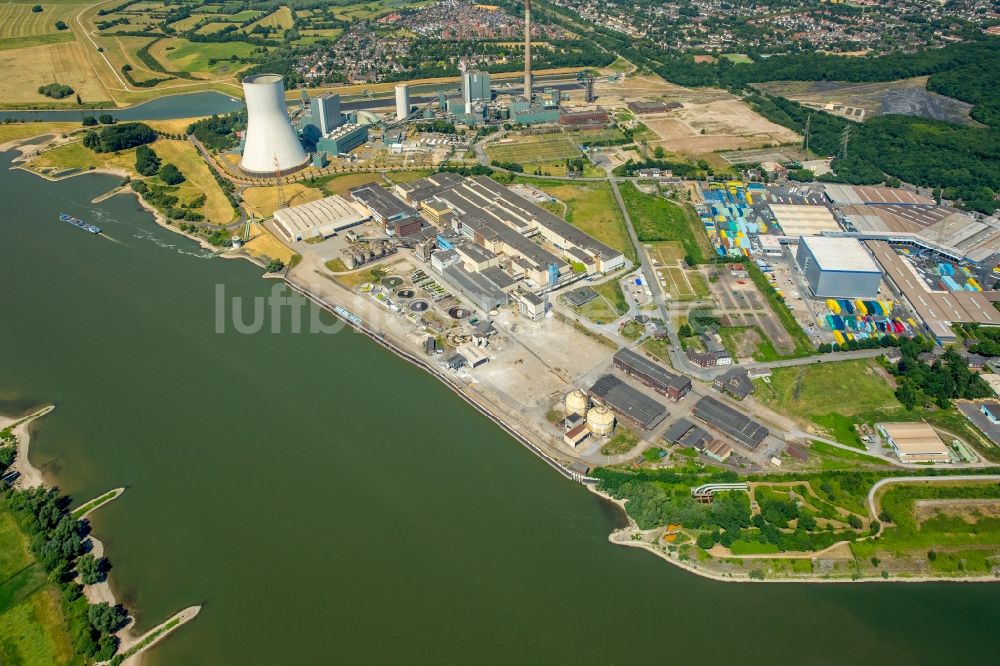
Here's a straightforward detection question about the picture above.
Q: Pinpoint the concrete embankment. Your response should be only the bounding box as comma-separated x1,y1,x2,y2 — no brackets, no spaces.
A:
282,275,596,485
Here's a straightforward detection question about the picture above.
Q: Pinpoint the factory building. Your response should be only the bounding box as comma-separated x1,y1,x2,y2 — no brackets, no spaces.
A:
588,374,668,431
664,418,733,462
462,70,491,104
401,174,624,288
316,123,369,156
613,348,691,400
272,195,370,242
311,93,342,135
239,74,309,176
518,291,545,320
559,110,609,127
350,183,422,237
795,236,883,299
692,396,768,450
866,240,1000,343
877,422,950,463
511,106,560,125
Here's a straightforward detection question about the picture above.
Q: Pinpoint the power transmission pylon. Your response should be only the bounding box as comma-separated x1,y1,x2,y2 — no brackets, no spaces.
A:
803,113,812,152
273,153,286,211
839,125,852,159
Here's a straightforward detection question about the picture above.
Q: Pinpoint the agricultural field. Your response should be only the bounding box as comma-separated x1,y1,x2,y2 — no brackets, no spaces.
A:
151,139,235,224
0,3,82,44
0,508,74,666
0,39,108,107
753,359,901,445
240,6,293,35
514,179,634,262
486,134,583,164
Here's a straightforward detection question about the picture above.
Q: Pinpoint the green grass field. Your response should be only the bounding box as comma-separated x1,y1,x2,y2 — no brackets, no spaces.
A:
161,39,256,74
0,509,73,665
619,182,711,264
808,441,888,469
572,279,628,324
851,481,1000,571
487,135,583,164
754,359,902,445
512,178,635,262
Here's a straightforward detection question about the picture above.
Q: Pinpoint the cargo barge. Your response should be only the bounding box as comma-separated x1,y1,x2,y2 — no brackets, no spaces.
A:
59,213,101,234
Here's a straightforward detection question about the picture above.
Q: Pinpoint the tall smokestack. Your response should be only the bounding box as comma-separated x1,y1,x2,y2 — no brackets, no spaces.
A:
524,0,532,100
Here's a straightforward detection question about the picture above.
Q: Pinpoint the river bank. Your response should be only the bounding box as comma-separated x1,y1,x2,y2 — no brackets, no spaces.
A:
7,128,997,594
0,406,200,664
588,484,1000,584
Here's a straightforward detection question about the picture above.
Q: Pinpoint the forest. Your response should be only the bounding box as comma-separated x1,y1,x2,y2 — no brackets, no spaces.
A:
747,93,1000,213
892,347,992,410
82,123,157,154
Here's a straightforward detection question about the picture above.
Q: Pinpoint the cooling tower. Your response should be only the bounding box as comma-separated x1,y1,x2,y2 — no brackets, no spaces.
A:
240,74,309,176
395,84,410,122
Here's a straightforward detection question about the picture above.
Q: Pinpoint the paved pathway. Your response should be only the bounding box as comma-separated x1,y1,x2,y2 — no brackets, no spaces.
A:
866,475,1000,521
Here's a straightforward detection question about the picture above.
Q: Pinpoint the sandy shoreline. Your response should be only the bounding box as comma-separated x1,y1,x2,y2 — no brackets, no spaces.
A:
1,406,199,663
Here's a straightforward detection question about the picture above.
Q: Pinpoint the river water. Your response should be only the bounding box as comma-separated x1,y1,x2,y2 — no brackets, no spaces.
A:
1,153,998,664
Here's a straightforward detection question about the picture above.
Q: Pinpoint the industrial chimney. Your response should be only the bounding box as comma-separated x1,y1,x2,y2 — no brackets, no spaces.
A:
395,84,410,122
524,0,532,101
239,74,308,176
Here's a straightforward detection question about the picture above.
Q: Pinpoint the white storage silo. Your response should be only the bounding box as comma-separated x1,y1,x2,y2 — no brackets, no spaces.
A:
239,74,309,176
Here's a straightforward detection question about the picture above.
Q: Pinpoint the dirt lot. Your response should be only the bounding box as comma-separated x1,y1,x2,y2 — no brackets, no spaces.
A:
914,499,1000,527
754,77,977,126
641,100,802,154
707,270,796,354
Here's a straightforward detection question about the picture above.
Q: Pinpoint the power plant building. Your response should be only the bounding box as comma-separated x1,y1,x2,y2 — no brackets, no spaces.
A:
311,93,342,135
795,236,882,299
405,174,625,287
240,74,309,176
462,70,491,104
316,123,369,156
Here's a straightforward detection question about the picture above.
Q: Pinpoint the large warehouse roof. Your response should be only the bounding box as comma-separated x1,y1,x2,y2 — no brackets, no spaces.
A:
866,241,1000,340
769,204,840,236
878,422,950,462
799,236,881,273
692,396,768,450
614,348,690,393
272,195,369,242
588,375,667,430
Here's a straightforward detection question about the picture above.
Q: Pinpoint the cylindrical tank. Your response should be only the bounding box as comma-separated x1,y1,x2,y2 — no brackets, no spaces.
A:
395,84,410,122
240,74,308,176
343,254,356,270
565,389,588,417
586,405,614,437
